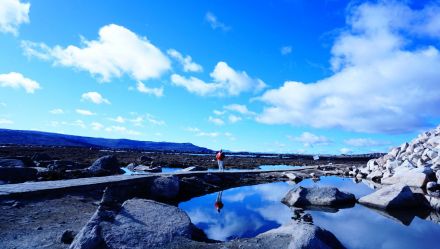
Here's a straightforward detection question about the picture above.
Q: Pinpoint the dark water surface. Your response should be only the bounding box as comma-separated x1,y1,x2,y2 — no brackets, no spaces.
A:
179,176,440,248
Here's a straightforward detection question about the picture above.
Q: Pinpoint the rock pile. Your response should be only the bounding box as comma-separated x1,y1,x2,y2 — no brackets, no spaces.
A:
359,125,440,188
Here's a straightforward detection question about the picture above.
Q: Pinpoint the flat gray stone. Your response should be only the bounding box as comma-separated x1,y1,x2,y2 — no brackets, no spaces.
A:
359,184,426,210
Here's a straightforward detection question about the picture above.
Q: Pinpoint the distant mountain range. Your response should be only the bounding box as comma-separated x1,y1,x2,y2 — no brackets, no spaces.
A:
0,129,212,153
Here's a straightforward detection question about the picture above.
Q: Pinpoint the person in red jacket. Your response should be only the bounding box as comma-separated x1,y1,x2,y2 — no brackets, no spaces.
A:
216,149,225,171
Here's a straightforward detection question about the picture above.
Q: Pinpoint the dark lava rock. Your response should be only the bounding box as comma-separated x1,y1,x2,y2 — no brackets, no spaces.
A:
88,155,122,175
60,230,76,244
359,184,430,210
282,186,356,208
0,167,38,183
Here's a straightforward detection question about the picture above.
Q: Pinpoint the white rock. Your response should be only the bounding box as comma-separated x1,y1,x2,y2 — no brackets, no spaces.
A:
366,171,383,181
382,167,432,188
393,160,416,175
359,184,426,210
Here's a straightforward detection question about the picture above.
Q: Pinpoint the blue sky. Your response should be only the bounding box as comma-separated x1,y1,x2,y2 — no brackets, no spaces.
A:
1,0,440,154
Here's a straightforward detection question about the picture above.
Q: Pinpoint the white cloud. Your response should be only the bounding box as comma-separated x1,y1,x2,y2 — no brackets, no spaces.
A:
0,0,30,35
205,12,230,31
213,110,226,116
280,46,292,55
49,108,64,115
186,127,233,138
340,148,353,154
167,49,202,72
144,113,165,126
129,113,165,126
0,118,13,125
136,81,163,97
75,109,95,116
289,132,332,147
344,138,389,147
0,102,6,107
257,1,440,134
0,72,40,93
73,120,86,128
208,116,224,126
21,24,171,82
81,92,110,104
224,104,256,116
171,61,266,96
91,122,104,131
109,116,125,123
228,114,241,123
105,125,141,136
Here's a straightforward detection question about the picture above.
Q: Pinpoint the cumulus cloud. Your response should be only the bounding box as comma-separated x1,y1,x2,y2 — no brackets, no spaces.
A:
129,113,165,126
257,1,440,134
208,116,224,126
289,132,332,147
21,24,170,82
171,61,266,96
105,125,141,136
109,116,125,123
81,91,110,104
167,49,202,72
185,127,232,138
224,104,256,116
0,0,30,35
49,108,64,115
91,122,104,131
136,81,163,97
205,12,230,31
344,138,389,147
0,118,13,125
0,72,40,93
280,46,292,55
228,114,242,123
340,148,353,154
75,109,95,116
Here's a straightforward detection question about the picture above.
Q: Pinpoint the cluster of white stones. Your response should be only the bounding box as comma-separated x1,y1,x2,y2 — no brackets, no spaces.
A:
359,125,440,188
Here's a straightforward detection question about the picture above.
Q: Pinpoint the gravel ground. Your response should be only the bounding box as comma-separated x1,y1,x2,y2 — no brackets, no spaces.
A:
0,193,101,249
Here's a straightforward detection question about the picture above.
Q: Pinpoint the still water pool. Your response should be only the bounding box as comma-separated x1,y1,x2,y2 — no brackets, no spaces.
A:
179,176,440,248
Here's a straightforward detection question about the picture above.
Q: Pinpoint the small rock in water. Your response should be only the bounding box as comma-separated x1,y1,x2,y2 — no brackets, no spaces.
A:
60,230,76,244
282,186,356,207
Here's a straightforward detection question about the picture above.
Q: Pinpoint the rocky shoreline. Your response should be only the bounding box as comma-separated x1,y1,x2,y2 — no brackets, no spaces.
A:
1,126,440,248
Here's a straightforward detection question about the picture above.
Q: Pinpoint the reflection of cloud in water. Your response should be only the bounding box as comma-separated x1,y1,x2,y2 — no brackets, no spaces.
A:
186,208,216,224
253,204,291,225
310,204,440,249
250,183,292,202
223,191,255,202
202,211,265,241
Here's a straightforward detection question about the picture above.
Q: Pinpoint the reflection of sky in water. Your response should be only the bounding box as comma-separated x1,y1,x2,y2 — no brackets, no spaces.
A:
179,182,292,241
179,176,440,248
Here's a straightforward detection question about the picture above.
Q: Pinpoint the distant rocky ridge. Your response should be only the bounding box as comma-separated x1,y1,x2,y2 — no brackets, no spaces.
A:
0,129,211,153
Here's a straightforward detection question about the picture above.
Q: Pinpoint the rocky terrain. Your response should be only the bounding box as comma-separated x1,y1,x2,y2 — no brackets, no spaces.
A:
358,125,440,189
0,145,376,184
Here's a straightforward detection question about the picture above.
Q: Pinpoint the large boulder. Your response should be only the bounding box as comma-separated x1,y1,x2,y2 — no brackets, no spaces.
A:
149,176,180,200
282,186,356,207
0,167,38,183
234,221,346,249
359,184,429,210
70,199,194,249
88,155,122,174
381,167,432,188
